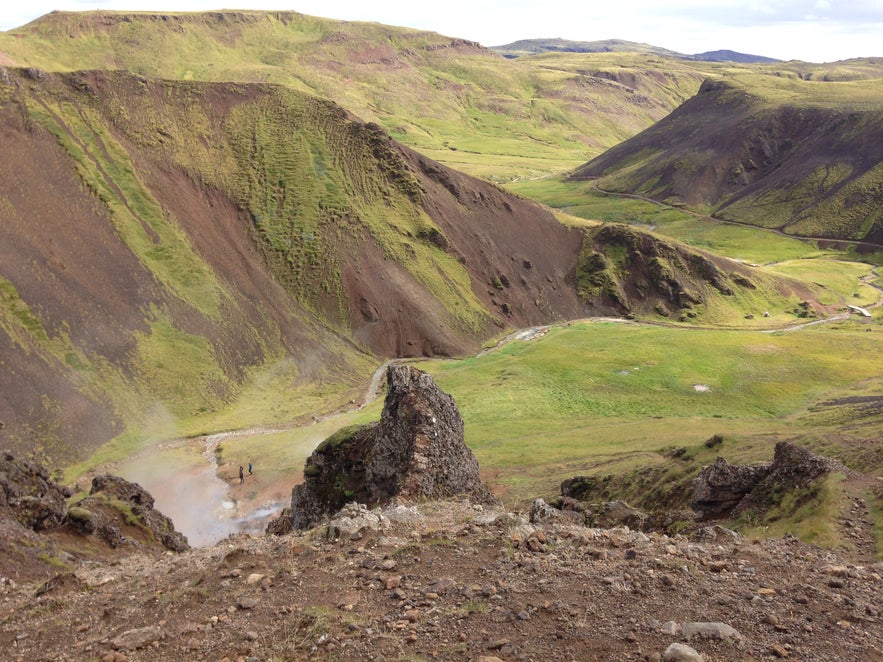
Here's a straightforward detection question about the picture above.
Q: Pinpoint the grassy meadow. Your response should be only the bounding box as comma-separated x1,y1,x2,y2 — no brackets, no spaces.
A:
408,320,882,497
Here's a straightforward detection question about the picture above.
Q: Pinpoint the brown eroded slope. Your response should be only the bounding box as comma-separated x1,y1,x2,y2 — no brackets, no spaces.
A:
0,66,586,461
571,76,883,244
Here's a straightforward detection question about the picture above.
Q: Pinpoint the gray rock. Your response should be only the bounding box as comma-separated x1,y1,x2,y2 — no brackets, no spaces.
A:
691,457,770,518
682,621,744,643
663,642,703,662
692,442,852,520
0,452,68,531
112,626,162,651
327,503,389,540
236,596,258,610
529,498,561,523
658,620,681,635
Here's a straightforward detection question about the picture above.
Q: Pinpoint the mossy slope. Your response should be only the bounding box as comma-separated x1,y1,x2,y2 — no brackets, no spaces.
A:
571,76,883,243
0,66,589,463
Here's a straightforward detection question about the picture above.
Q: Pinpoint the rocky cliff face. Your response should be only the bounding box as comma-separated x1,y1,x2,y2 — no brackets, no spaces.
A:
276,365,497,531
0,451,71,531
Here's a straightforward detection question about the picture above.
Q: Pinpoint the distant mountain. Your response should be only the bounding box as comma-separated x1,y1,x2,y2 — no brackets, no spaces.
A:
0,12,705,180
492,38,780,64
691,49,780,64
491,38,684,59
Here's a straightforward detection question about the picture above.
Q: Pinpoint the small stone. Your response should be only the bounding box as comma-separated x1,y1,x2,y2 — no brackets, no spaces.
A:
111,626,162,651
245,631,259,641
823,565,849,577
682,621,743,643
763,613,780,627
246,573,265,585
236,596,258,610
658,620,681,635
380,559,397,571
385,576,401,590
770,643,789,658
404,609,421,623
663,642,703,662
707,560,728,573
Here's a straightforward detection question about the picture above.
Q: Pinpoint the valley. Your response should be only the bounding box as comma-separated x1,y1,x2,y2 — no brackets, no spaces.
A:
0,9,882,660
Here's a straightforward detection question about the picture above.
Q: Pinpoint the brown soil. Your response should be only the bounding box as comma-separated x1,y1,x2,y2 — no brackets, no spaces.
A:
2,499,881,661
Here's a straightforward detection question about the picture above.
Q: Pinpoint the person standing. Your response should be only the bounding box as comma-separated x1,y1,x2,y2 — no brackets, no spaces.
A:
239,465,244,484
248,462,253,475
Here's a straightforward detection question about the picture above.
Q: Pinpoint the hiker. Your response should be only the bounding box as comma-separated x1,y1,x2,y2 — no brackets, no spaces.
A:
239,465,244,484
248,462,253,475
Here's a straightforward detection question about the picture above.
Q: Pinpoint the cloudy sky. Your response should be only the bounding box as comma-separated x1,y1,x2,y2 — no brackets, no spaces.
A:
2,0,882,62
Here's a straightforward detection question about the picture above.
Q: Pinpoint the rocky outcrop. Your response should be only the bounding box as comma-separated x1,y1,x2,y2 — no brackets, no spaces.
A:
692,442,850,519
0,450,70,531
735,442,851,515
691,456,771,519
72,474,189,552
274,365,497,532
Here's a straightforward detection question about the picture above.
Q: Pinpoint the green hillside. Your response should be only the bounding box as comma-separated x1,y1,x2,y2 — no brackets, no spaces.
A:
570,69,883,243
0,10,705,180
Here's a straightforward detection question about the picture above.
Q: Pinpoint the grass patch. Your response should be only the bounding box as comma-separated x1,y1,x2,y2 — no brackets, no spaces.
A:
410,320,883,504
738,473,848,550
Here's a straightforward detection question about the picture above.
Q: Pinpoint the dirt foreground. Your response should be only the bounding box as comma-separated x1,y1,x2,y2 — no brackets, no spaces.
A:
2,498,881,661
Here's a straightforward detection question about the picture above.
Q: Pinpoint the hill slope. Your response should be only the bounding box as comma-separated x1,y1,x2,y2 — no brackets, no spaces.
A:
0,10,705,179
0,66,589,462
570,75,883,243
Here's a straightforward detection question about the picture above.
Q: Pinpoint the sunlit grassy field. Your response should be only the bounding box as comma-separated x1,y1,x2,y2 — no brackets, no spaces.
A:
206,316,882,517
508,177,827,264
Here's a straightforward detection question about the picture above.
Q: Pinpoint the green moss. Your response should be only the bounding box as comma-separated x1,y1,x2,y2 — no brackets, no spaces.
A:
315,424,365,454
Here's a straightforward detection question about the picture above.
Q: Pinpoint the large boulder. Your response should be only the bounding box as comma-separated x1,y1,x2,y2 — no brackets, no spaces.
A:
277,365,497,531
691,456,770,519
735,442,850,514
